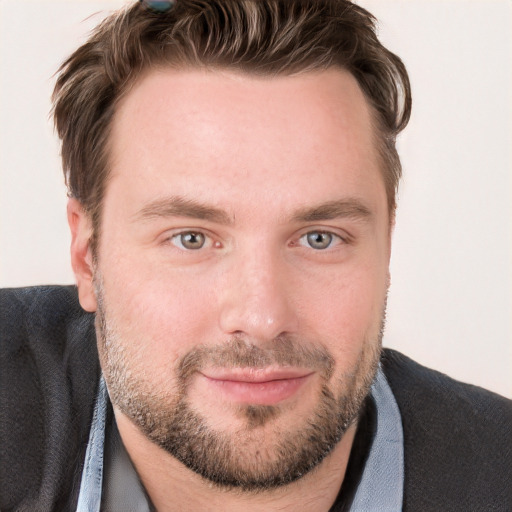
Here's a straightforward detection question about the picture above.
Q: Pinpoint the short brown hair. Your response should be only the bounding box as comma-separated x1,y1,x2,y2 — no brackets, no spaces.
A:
52,0,411,240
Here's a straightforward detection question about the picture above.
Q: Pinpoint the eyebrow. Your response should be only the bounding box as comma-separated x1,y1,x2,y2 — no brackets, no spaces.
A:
133,196,234,225
291,199,373,223
133,195,372,225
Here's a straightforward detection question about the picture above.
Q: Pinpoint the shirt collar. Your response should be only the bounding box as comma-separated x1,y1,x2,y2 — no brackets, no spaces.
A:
348,367,404,511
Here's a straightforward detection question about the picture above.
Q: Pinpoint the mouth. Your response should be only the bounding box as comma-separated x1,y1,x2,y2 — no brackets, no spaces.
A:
199,368,314,405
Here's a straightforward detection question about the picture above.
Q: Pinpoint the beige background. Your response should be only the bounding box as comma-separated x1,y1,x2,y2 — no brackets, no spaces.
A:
0,0,511,398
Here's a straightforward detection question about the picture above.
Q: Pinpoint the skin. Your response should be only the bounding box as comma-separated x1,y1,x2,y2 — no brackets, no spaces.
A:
68,67,392,511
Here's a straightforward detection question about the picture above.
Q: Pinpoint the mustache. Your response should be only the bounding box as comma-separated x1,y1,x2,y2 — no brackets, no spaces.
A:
177,335,334,382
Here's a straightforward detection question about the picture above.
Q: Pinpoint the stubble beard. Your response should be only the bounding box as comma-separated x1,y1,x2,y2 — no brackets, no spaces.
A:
95,282,383,492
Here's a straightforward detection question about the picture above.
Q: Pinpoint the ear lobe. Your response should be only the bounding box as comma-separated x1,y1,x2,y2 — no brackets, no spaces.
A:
67,198,97,312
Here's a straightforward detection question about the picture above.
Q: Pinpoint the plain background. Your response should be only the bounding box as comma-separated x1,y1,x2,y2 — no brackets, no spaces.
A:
0,0,510,398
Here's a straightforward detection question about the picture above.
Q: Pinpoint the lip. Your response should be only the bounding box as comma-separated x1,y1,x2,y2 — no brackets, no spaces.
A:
199,368,314,405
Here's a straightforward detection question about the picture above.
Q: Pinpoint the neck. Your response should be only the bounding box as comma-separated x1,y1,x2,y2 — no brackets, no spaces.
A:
115,411,357,512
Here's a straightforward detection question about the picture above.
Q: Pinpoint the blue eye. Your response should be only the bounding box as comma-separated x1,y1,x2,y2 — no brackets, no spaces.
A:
301,231,338,250
172,232,206,250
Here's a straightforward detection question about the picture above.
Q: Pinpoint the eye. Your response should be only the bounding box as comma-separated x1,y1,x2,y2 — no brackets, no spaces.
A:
299,231,340,250
171,231,207,250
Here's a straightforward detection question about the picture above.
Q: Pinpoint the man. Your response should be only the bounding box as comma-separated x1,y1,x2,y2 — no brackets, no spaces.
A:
0,0,510,510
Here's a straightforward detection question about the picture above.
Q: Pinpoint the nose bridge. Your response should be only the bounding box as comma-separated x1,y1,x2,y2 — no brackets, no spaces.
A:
218,241,298,341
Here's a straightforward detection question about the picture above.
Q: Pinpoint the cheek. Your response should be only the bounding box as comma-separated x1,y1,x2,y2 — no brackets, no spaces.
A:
297,263,387,357
99,258,220,367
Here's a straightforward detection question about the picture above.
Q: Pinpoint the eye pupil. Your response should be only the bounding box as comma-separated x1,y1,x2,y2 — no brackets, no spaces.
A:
307,232,332,250
181,232,205,249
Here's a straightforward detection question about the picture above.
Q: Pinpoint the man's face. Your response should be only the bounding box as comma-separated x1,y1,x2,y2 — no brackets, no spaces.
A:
82,68,391,489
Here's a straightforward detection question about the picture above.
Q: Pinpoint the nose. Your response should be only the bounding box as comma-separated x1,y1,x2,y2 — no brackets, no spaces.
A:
218,249,299,342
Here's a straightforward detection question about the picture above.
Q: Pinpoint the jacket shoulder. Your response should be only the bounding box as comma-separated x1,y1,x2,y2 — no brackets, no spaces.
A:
0,285,99,511
382,348,512,511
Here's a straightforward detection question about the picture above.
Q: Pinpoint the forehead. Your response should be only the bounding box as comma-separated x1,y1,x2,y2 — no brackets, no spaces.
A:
107,67,385,218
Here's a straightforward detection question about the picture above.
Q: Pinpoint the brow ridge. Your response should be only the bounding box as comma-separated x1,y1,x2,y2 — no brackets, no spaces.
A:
291,199,372,223
133,196,234,225
133,196,372,225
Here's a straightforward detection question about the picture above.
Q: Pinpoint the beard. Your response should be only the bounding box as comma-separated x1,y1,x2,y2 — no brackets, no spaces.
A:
95,281,383,492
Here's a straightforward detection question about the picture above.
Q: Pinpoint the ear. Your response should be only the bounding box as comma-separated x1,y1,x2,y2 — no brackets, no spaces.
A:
67,198,97,312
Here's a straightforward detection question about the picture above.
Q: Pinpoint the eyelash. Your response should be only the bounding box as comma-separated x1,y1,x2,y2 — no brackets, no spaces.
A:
296,231,346,250
169,231,217,250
